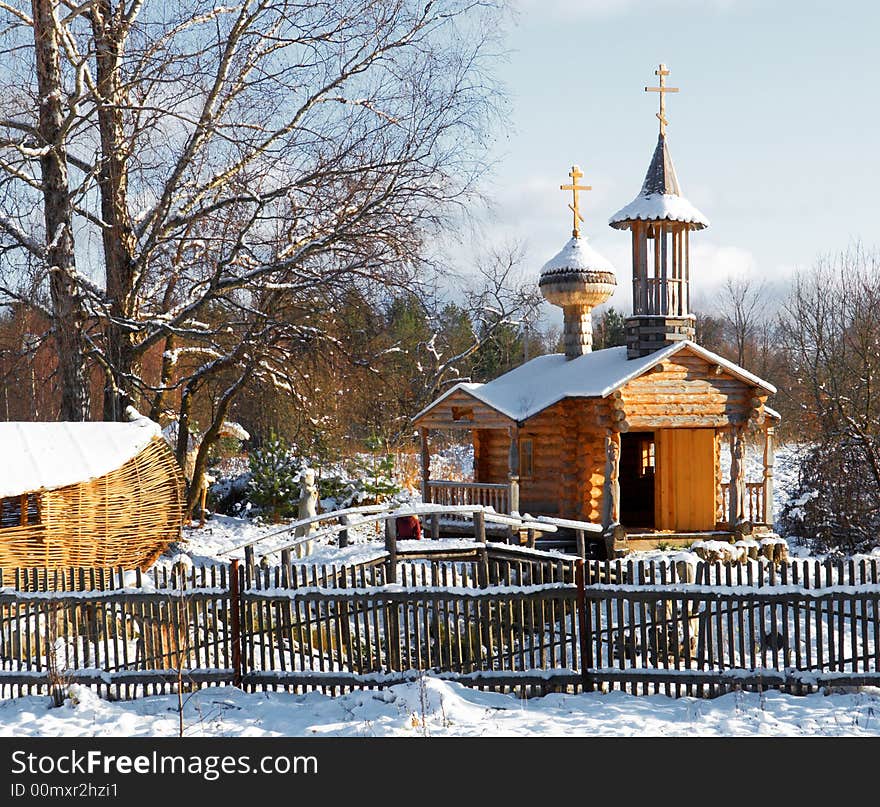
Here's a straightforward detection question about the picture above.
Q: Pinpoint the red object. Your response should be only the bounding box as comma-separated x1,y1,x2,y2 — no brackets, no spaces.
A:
395,515,422,540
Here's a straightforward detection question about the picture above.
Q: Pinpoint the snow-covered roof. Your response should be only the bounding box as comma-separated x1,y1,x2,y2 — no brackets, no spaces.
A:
764,405,782,421
609,134,709,230
415,341,775,423
540,236,616,278
0,418,163,499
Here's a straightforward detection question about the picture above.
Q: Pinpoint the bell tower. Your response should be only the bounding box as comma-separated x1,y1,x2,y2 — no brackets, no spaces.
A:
609,64,709,359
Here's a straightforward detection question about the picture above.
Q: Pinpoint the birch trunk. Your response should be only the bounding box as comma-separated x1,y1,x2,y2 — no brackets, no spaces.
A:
91,0,139,420
32,0,90,420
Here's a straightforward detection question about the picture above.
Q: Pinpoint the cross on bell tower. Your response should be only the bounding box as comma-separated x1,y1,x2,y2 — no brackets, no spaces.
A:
645,63,679,136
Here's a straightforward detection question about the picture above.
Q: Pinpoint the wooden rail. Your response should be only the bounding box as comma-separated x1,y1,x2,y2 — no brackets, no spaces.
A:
721,481,767,525
225,501,574,560
580,556,880,696
425,480,510,516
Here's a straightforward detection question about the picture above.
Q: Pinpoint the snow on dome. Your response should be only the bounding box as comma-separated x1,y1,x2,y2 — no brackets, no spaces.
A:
0,419,162,499
540,236,615,278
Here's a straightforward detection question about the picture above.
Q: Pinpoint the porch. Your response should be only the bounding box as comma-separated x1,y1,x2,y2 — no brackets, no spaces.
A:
419,418,777,551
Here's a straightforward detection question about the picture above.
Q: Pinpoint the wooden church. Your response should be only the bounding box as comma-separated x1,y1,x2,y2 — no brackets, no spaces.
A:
414,65,779,553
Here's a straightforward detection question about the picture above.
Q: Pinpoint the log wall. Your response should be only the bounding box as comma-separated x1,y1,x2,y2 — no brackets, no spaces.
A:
474,399,608,522
619,352,766,429
419,345,772,531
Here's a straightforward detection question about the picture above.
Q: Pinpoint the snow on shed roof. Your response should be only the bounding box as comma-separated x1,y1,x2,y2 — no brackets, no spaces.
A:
415,341,775,424
0,417,162,499
609,134,709,230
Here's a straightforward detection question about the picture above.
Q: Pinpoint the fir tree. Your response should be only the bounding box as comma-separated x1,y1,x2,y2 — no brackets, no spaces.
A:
247,432,300,522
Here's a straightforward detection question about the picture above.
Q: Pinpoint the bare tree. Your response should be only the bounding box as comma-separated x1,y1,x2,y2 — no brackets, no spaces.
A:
719,274,767,368
0,0,506,481
409,243,543,413
0,0,91,418
777,244,880,551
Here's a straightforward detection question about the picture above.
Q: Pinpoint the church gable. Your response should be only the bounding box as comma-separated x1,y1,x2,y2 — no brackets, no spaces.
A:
617,345,768,429
414,386,514,430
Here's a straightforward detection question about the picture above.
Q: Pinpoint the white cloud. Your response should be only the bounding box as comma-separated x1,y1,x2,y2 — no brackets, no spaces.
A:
689,243,757,284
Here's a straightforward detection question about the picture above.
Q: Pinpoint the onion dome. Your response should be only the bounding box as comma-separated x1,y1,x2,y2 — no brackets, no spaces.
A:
539,236,617,308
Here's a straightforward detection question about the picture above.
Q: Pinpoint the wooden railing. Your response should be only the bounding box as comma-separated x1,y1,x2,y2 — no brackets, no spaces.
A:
425,480,510,515
721,481,767,525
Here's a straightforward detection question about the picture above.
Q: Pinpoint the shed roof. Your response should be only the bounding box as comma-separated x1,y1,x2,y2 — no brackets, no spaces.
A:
414,341,776,424
0,417,163,499
609,134,709,230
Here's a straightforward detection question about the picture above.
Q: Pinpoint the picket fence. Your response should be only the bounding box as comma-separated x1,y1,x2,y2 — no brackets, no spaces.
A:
2,551,880,700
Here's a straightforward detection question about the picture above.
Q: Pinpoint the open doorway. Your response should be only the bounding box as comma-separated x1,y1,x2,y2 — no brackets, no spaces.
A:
619,432,655,528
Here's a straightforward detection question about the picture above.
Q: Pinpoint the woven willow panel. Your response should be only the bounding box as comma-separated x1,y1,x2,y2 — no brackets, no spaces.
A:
0,438,185,570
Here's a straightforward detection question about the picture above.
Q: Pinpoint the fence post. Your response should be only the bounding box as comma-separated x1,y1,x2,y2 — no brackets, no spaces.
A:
338,514,350,549
576,529,586,560
576,559,594,692
243,545,255,589
280,549,291,587
473,510,486,544
229,559,243,689
385,515,398,584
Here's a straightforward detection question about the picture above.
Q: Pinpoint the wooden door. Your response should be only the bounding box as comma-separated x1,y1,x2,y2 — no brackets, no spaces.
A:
654,428,716,531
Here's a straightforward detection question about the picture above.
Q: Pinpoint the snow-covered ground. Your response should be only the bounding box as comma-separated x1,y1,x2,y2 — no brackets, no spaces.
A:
5,443,878,739
2,678,880,737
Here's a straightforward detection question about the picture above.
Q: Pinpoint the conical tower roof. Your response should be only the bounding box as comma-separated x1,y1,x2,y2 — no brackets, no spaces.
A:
608,134,709,230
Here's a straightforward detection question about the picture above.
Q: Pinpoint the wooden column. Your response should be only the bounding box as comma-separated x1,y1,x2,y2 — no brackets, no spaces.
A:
506,427,520,517
639,225,649,314
385,516,398,583
660,225,668,316
652,223,661,313
684,228,690,316
763,424,775,525
728,423,745,527
419,427,430,503
602,429,621,528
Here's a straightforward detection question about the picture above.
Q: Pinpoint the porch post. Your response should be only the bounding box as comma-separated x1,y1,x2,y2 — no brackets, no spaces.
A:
763,424,775,526
507,426,520,515
714,429,724,524
728,422,745,527
602,429,621,528
419,427,430,504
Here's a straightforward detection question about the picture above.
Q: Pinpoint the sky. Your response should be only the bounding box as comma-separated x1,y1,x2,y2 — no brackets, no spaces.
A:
454,0,880,322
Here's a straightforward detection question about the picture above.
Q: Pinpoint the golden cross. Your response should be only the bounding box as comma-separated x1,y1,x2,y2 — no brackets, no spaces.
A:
559,164,591,238
645,63,679,136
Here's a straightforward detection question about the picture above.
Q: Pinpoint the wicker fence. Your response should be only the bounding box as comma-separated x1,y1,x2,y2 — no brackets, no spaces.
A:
2,554,880,701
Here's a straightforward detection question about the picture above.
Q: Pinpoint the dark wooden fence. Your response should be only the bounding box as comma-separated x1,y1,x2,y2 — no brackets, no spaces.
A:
582,556,880,696
0,546,580,700
1,554,879,701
